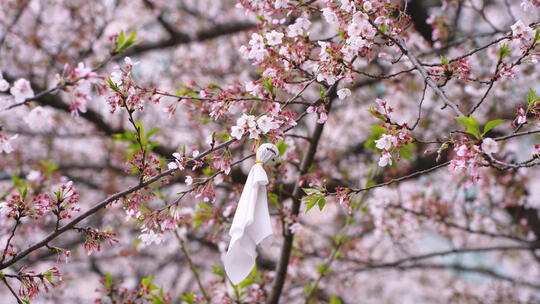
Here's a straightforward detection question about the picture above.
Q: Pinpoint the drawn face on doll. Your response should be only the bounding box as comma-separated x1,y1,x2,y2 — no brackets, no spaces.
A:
257,143,279,166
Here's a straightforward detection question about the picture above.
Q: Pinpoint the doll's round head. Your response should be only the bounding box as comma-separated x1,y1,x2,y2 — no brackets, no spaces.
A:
256,143,279,166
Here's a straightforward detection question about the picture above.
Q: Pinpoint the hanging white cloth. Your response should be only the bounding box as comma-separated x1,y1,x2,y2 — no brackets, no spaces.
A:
224,143,279,284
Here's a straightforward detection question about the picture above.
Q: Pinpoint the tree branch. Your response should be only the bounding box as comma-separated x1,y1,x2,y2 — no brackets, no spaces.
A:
267,84,338,304
124,21,255,57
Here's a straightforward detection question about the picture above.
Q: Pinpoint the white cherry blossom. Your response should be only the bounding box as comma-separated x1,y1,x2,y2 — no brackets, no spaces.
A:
266,30,284,46
337,88,351,100
321,8,339,24
168,152,185,170
363,1,373,11
24,106,52,131
0,78,9,91
231,126,244,140
378,151,392,167
74,62,92,78
138,229,164,246
249,33,264,47
375,134,397,151
274,0,288,9
237,114,256,129
257,115,279,133
0,134,17,154
481,138,499,154
10,78,34,103
248,127,260,139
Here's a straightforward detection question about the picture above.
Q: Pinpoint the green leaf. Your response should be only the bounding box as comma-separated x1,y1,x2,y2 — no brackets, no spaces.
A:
398,143,415,161
141,274,153,287
337,28,345,41
276,139,288,156
45,272,53,283
116,30,140,53
118,30,125,46
365,180,376,187
263,78,275,97
303,197,317,212
302,192,326,213
202,167,214,176
302,188,319,195
238,277,254,289
268,192,279,209
527,88,538,107
304,284,312,295
317,264,333,275
330,295,343,304
498,43,511,59
208,82,222,90
199,203,212,211
107,76,121,93
212,265,224,277
317,197,326,211
147,127,160,138
455,116,481,138
127,29,136,43
364,124,387,150
105,272,113,288
319,86,325,99
17,186,28,200
440,55,448,65
180,292,195,304
483,119,505,135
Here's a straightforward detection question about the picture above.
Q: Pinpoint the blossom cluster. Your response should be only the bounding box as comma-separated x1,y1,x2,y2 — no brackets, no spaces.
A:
81,228,119,255
12,266,63,300
106,57,160,113
372,99,413,167
230,111,280,140
449,140,483,187
510,20,538,53
58,61,98,115
0,181,80,222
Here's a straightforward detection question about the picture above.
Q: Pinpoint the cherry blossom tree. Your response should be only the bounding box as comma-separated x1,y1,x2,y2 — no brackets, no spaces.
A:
1,0,539,303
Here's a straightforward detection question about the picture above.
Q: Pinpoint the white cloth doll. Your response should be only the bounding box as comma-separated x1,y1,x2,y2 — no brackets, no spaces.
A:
224,143,279,284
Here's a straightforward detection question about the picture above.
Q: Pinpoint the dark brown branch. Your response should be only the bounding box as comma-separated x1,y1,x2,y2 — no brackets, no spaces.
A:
267,84,337,304
124,21,255,57
356,245,533,268
350,263,540,290
393,36,465,117
0,167,174,270
339,161,450,195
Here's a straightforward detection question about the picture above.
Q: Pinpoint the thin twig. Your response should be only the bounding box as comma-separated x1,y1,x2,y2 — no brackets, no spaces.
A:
174,231,211,303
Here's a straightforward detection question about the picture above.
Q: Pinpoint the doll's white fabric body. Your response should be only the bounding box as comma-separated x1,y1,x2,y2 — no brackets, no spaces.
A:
224,143,278,284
